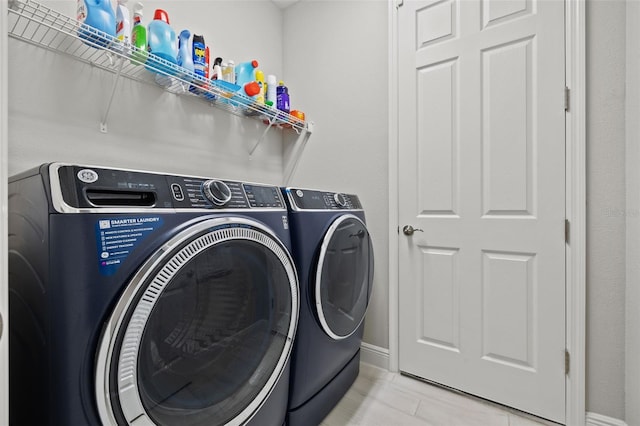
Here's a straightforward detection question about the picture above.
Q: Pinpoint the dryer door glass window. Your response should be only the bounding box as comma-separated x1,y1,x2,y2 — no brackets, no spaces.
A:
100,220,298,426
315,215,374,340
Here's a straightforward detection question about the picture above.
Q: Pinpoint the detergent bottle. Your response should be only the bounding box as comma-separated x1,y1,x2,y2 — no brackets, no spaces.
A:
276,81,290,113
233,81,261,112
130,2,147,64
235,60,258,87
176,30,194,91
77,0,116,48
146,9,178,75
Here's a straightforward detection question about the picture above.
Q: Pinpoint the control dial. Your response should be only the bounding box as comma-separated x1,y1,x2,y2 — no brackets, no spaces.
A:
333,193,347,207
203,180,232,206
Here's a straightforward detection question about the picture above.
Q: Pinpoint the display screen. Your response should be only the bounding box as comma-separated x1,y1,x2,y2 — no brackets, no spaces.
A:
289,189,328,210
244,185,282,208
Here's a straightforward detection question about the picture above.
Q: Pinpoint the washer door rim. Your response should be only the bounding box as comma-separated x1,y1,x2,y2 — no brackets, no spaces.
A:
94,216,299,426
314,214,374,341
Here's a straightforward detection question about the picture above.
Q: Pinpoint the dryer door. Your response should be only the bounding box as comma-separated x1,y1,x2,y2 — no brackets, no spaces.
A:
95,217,298,426
315,214,374,340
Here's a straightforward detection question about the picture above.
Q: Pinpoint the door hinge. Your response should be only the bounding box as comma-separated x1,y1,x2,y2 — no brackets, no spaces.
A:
565,219,570,244
565,350,570,375
564,86,570,111
396,0,404,8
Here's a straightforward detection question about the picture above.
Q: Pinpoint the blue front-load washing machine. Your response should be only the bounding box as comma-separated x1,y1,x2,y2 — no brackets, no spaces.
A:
8,163,299,426
282,187,374,426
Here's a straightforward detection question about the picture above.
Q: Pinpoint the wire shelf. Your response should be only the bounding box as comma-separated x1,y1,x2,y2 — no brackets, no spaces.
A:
7,0,309,133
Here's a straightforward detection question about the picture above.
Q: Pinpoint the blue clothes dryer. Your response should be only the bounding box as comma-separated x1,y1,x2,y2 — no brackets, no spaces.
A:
8,163,299,426
282,187,374,426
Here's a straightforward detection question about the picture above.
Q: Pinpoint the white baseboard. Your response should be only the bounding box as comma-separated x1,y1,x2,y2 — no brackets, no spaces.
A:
586,412,628,426
360,342,389,370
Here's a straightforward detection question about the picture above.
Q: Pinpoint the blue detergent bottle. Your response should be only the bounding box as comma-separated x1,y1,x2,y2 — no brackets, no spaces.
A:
77,0,116,48
176,29,194,85
235,60,259,87
146,9,178,75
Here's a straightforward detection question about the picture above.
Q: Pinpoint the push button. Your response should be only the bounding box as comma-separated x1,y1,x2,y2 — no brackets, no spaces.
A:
171,183,185,201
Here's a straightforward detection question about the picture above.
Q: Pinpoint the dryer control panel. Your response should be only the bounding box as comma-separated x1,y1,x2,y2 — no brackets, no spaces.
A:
52,164,285,211
285,188,362,211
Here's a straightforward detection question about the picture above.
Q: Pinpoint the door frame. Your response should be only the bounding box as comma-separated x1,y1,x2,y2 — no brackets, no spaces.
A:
0,0,9,423
386,1,587,425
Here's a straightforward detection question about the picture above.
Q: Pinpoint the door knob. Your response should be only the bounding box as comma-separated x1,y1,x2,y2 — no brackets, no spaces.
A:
402,225,424,236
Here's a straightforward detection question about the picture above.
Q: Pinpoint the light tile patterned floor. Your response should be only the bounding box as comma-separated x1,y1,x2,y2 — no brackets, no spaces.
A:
321,363,559,426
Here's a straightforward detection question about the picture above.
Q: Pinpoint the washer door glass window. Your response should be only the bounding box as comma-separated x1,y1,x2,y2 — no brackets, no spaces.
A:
96,219,298,426
315,215,374,340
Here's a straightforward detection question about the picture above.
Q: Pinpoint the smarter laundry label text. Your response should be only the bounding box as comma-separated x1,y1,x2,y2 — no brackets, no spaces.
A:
95,216,163,276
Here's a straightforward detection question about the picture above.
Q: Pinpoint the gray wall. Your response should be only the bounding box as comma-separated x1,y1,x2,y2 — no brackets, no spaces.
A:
282,1,389,349
586,0,627,420
626,1,640,425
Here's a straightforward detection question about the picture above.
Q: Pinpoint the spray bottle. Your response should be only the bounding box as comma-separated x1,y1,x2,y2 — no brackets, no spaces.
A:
115,0,130,50
212,57,223,80
130,2,147,64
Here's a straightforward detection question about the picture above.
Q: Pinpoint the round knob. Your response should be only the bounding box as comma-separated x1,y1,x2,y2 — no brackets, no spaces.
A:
203,180,232,206
334,193,347,207
402,225,424,236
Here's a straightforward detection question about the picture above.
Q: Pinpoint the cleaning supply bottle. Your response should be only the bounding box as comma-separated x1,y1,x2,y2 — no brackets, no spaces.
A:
115,0,130,50
276,81,290,113
191,35,206,81
176,30,194,90
205,47,211,79
255,69,265,104
235,60,258,87
202,46,213,98
222,60,235,83
77,0,116,48
188,34,206,93
212,57,222,80
146,9,178,75
266,74,277,107
233,81,261,111
130,2,147,64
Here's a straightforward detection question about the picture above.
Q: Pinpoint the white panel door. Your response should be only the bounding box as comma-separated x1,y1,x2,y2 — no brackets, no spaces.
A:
398,0,566,422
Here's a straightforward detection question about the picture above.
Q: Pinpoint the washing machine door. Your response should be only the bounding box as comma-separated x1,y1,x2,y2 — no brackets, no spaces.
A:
315,214,374,340
95,217,298,426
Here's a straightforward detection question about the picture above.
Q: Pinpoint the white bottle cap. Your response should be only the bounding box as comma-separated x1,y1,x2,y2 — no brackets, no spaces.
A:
133,2,143,16
228,60,235,66
267,74,277,85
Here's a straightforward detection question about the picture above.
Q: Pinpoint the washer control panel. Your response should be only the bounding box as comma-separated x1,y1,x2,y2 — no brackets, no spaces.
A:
285,188,362,211
54,164,285,210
